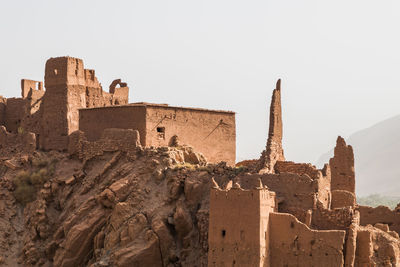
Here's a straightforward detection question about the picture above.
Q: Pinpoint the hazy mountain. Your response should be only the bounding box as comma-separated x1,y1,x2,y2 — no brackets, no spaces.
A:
317,115,400,197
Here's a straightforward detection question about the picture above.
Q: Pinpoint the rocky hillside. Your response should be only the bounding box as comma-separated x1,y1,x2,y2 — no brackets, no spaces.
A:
317,115,400,197
0,145,243,266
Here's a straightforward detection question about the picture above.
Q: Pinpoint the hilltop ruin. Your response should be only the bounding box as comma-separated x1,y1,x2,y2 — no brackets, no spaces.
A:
209,81,400,266
0,56,235,165
0,57,399,266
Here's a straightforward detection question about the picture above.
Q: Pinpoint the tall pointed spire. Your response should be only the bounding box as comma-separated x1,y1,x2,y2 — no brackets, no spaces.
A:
257,79,285,173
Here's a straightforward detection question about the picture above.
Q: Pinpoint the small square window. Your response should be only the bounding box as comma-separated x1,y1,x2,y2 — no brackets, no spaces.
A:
157,127,165,140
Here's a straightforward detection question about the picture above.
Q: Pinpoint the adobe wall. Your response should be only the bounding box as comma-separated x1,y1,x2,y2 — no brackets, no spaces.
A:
274,161,332,210
358,205,400,235
21,79,43,98
235,172,330,222
331,190,356,209
79,106,147,146
0,126,36,154
208,187,275,267
145,105,236,165
355,225,400,266
68,128,141,161
311,207,354,230
40,57,86,150
269,212,346,267
4,98,27,133
274,161,322,180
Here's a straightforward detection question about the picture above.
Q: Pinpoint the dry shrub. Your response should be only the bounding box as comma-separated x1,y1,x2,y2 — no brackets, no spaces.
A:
13,158,57,205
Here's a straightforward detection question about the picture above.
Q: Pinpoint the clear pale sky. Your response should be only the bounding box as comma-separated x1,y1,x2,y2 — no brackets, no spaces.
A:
1,0,400,164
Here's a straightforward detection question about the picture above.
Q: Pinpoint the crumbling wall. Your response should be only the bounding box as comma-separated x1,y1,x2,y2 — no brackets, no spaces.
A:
21,79,43,99
208,187,276,267
311,207,354,230
331,190,356,209
269,212,346,267
4,98,27,133
355,225,400,266
257,79,285,173
274,161,332,210
68,128,141,161
274,161,321,179
0,126,36,154
359,205,400,235
108,79,129,105
236,173,324,222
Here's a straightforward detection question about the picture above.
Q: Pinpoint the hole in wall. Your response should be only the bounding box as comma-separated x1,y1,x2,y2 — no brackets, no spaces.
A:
157,127,165,140
221,230,226,237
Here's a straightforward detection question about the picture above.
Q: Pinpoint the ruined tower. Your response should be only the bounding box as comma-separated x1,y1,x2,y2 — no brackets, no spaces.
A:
208,183,276,267
257,79,285,173
329,136,356,208
39,57,129,150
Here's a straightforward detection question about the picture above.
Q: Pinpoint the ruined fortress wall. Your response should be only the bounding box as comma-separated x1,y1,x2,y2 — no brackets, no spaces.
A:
79,106,147,146
311,207,354,230
330,190,356,209
208,188,274,267
4,98,27,133
274,161,332,209
40,84,70,150
68,129,141,161
269,212,345,267
145,105,236,165
274,161,321,180
359,205,400,235
236,173,318,217
21,79,43,98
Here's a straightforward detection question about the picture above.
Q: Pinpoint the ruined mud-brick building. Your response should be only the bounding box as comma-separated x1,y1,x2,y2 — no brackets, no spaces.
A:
0,56,235,164
209,80,400,266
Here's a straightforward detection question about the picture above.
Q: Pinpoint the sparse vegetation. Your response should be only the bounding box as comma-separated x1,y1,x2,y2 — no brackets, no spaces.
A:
13,158,57,205
173,162,197,170
357,194,400,209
